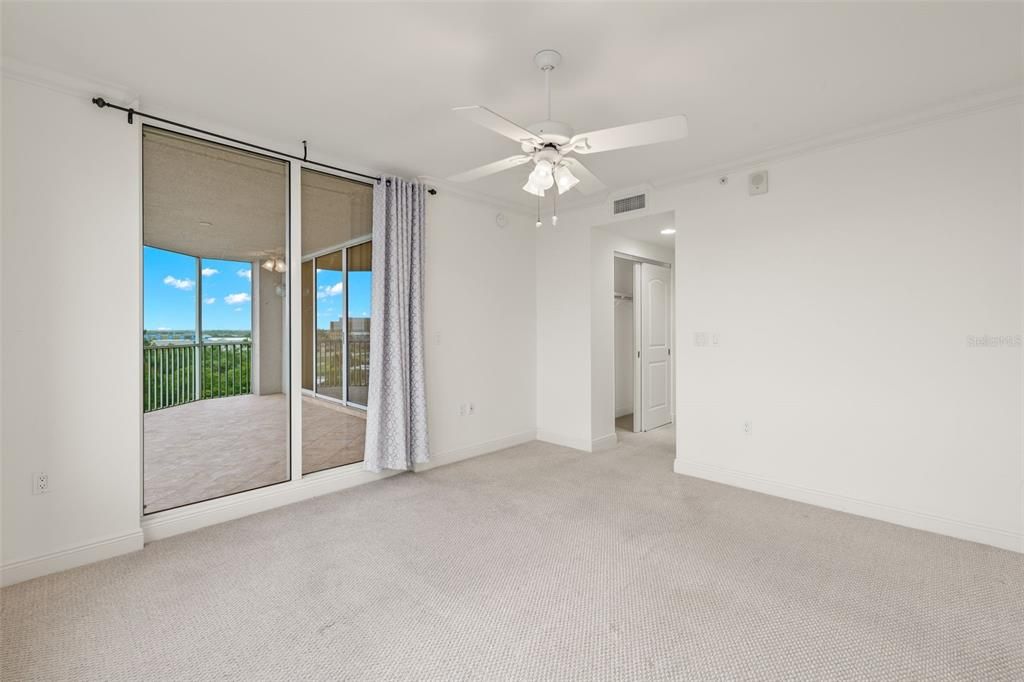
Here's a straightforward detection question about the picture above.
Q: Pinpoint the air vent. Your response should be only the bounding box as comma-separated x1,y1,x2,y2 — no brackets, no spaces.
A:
613,193,646,215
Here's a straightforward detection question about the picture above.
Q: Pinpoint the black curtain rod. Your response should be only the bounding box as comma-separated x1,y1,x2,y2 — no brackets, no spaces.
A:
92,97,437,194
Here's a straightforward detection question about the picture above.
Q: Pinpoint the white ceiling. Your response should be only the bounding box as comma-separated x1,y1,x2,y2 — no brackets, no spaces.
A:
4,2,1021,208
600,211,677,249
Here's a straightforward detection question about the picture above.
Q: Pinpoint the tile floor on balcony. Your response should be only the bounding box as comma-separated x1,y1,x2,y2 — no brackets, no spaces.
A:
143,394,365,514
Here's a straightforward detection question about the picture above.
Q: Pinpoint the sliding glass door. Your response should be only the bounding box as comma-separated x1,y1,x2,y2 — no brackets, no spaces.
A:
300,169,373,474
142,126,289,514
141,128,378,511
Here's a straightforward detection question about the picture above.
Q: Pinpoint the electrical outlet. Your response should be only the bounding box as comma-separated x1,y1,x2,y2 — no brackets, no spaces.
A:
458,404,467,417
744,421,752,436
32,471,49,495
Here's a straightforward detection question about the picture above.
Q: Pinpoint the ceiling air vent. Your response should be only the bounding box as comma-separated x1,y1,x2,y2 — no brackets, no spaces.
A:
613,193,646,215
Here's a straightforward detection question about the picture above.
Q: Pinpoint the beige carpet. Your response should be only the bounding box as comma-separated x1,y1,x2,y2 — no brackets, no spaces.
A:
144,395,365,513
5,426,1023,680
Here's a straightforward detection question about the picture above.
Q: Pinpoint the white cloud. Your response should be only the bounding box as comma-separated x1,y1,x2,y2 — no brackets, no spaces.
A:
237,268,252,281
163,275,195,291
234,307,242,312
316,282,344,299
224,292,251,305
201,268,219,277
204,297,216,305
156,326,171,331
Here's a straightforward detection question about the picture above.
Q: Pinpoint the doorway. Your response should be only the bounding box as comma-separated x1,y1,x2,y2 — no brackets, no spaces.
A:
614,255,673,433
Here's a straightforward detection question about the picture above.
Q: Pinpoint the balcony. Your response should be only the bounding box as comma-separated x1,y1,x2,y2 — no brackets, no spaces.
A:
143,341,253,412
142,341,366,514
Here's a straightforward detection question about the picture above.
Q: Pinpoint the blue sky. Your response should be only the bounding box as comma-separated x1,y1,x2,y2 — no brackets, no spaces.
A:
145,245,372,333
316,269,372,329
144,246,252,331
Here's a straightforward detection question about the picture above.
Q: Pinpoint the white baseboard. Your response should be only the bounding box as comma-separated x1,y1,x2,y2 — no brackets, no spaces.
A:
141,466,398,542
536,429,592,452
143,431,537,542
591,433,619,452
674,458,1023,553
536,430,618,453
1,530,144,587
416,430,536,471
5,433,542,586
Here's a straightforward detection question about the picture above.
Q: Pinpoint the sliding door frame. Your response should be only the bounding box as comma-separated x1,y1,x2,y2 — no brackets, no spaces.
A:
139,121,385,539
140,124,290,515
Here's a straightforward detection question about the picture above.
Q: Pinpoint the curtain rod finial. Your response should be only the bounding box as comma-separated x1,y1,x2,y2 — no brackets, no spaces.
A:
92,97,107,108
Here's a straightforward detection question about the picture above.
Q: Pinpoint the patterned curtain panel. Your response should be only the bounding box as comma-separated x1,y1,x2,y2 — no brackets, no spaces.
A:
363,176,429,472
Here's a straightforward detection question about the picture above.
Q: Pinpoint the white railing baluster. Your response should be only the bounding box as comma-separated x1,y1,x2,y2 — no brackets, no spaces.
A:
143,341,251,413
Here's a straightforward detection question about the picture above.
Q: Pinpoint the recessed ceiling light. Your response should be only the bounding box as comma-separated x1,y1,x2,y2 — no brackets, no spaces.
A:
660,228,676,235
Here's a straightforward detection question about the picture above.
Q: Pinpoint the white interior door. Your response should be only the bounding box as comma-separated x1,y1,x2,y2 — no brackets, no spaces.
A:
640,262,672,431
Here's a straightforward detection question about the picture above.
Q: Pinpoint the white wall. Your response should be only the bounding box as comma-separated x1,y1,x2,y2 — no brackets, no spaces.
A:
533,99,1022,552
613,301,633,418
2,73,144,580
670,103,1022,551
422,192,536,461
0,66,539,584
614,258,634,418
535,206,675,450
535,218,593,450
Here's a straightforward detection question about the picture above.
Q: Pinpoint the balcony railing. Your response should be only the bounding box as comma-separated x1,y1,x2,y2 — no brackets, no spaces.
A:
314,335,369,404
143,342,252,413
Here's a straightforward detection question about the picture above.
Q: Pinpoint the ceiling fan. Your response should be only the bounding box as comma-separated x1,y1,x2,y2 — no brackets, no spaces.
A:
447,50,688,218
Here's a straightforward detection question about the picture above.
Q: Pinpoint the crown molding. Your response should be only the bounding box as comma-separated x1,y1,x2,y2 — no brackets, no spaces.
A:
1,57,138,105
566,85,1024,212
417,175,535,218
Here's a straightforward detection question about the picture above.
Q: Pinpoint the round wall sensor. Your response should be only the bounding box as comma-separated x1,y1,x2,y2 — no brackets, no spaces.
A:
495,212,508,228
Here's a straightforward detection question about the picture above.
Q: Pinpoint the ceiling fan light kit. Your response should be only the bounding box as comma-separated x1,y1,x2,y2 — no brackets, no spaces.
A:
448,49,688,227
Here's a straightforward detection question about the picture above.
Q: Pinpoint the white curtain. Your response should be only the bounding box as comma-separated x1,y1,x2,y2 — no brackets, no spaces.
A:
363,176,429,472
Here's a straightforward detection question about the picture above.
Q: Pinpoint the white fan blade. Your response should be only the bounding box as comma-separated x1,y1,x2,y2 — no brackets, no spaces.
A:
561,157,606,195
447,155,532,183
453,106,544,147
570,115,688,154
